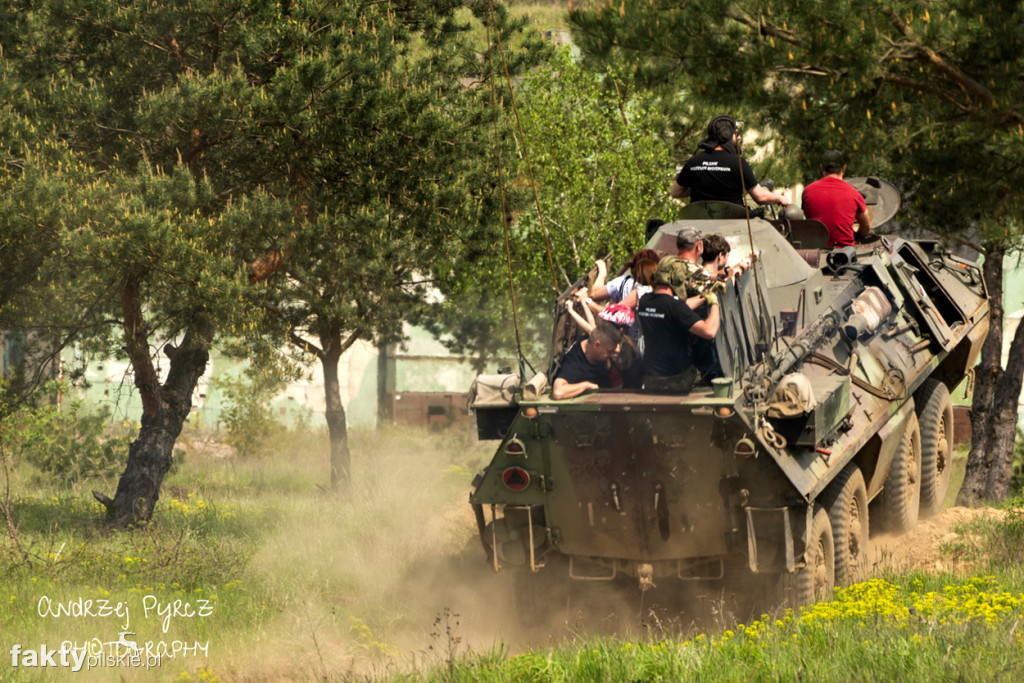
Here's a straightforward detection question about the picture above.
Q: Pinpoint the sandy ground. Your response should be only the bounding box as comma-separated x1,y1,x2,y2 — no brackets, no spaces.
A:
232,503,1009,679
868,505,1006,575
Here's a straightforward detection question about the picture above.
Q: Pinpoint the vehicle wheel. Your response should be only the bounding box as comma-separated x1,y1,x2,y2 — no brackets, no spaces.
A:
875,410,922,534
820,464,868,586
915,379,954,518
778,506,835,609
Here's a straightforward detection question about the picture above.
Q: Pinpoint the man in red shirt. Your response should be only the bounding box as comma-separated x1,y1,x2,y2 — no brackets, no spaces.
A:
801,150,873,248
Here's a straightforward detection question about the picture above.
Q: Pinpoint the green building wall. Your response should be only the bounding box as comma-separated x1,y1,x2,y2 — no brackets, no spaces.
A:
67,325,483,431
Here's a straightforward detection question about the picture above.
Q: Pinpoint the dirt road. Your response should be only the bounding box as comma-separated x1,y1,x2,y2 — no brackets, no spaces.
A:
869,506,1005,574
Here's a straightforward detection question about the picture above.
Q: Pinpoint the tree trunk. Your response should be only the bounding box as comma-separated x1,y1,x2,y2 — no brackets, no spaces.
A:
289,325,361,490
377,343,395,426
321,328,351,489
95,326,212,527
92,275,211,526
983,312,1024,499
957,244,1024,505
957,246,1003,505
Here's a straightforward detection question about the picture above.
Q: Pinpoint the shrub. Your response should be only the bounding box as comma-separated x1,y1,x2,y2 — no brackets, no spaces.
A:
1,390,133,485
212,366,287,458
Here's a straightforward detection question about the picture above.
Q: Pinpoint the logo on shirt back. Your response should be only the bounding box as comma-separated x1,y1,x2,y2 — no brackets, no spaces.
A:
638,308,665,320
694,160,730,172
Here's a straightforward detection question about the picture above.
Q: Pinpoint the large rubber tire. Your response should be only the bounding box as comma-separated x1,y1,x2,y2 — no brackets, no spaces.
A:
778,506,835,610
915,379,954,518
875,410,922,534
819,465,869,586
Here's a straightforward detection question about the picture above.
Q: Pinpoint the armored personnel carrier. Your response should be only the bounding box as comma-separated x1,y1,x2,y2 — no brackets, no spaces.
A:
468,181,989,618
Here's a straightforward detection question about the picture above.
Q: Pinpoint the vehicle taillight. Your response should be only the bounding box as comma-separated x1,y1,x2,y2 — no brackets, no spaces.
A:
504,438,526,457
734,438,756,457
502,467,531,491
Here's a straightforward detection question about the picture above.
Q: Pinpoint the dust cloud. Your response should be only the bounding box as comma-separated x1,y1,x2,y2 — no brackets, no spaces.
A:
381,505,745,654
203,428,1003,680
868,505,1006,574
372,503,1006,668
213,427,757,679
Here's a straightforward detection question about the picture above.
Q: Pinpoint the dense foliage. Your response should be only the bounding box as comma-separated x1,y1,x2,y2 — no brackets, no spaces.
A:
570,1,1024,224
568,0,1024,502
0,391,134,486
0,0,544,512
427,46,679,369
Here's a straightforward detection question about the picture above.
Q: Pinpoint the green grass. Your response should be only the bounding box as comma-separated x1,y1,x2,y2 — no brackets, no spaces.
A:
3,422,1023,682
450,0,569,56
1,422,494,681
399,571,1024,682
509,1,570,30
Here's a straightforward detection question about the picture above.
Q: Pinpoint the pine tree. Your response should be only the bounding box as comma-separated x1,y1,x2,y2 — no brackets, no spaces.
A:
0,0,543,522
569,0,1024,502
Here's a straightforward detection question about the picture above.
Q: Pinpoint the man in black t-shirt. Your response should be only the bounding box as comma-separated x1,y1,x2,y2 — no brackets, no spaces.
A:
670,115,789,208
637,271,721,393
552,321,621,399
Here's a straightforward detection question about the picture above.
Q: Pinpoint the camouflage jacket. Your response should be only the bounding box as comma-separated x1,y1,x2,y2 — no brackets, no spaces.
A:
657,256,723,303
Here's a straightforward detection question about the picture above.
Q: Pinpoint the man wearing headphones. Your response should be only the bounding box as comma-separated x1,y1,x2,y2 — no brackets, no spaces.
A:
670,115,789,208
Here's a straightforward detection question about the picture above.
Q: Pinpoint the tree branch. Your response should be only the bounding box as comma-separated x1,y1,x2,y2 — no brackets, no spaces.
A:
881,73,974,114
725,11,802,46
338,329,363,356
247,245,285,282
772,66,834,77
883,7,1024,126
942,230,985,255
289,331,324,359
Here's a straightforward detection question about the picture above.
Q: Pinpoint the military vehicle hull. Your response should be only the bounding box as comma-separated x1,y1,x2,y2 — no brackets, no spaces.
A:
470,205,989,616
